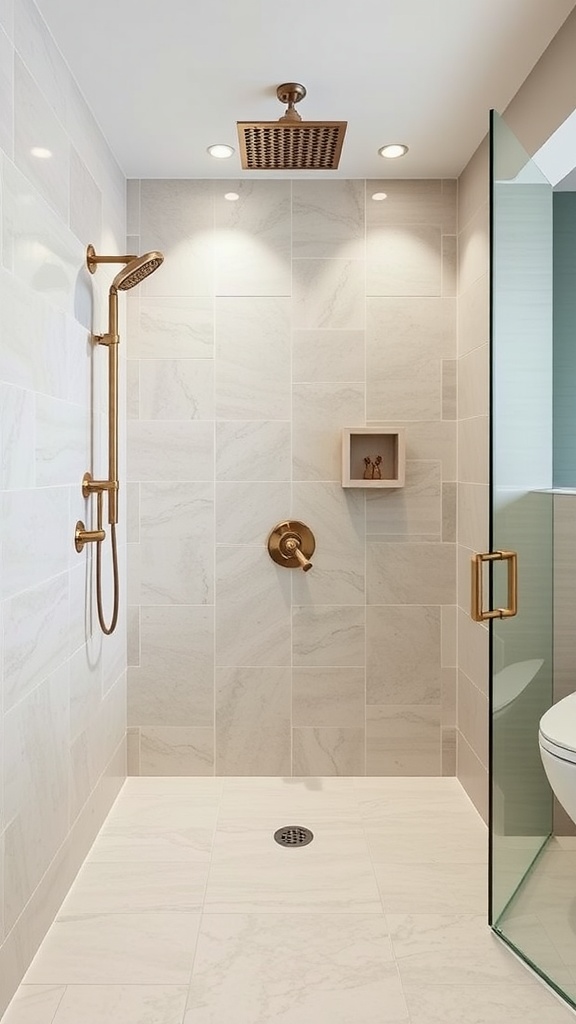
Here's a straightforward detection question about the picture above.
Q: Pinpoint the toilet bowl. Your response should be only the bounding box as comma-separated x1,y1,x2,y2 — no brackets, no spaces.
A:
539,691,576,825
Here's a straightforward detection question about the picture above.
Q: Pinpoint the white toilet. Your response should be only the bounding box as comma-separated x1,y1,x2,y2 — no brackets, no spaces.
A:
539,691,576,825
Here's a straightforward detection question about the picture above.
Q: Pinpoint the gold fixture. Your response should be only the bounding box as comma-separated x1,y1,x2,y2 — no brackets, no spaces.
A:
471,550,518,622
77,245,164,634
267,521,315,572
237,83,347,171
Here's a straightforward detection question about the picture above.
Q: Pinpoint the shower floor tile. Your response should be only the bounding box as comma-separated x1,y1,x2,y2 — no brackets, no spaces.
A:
5,777,575,1024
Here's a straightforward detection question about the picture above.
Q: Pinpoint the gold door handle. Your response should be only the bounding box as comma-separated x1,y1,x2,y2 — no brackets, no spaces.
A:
471,550,518,622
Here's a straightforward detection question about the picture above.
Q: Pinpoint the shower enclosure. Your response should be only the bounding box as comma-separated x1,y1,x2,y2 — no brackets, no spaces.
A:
489,109,576,1009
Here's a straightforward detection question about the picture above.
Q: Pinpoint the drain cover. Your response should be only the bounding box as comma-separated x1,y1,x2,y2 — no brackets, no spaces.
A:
274,826,314,847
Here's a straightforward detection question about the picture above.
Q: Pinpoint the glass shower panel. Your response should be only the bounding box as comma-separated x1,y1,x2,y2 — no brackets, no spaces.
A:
490,110,554,925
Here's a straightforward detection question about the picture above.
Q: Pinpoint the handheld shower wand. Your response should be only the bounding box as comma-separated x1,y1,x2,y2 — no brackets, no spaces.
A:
75,245,164,635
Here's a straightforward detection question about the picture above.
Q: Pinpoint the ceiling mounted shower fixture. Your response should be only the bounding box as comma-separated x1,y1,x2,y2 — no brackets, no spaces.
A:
237,82,347,171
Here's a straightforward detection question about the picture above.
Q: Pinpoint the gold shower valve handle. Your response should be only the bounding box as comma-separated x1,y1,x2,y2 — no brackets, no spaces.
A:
268,521,315,572
75,521,106,553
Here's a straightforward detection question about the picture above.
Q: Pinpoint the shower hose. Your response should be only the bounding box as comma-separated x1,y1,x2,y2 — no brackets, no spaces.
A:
96,522,119,635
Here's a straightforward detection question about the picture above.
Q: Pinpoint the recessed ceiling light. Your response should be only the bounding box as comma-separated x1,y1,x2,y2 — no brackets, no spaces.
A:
208,144,234,159
224,192,240,201
30,146,52,159
378,144,409,159
371,192,388,201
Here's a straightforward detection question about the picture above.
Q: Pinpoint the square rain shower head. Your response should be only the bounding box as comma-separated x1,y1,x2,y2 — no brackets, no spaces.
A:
237,121,347,170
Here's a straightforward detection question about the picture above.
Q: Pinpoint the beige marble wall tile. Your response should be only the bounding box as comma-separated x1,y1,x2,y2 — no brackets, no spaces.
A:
458,343,489,420
215,297,290,420
458,670,489,768
442,482,457,542
134,297,214,359
140,727,214,777
366,179,455,230
128,606,214,727
367,378,441,421
442,726,457,776
457,483,489,552
458,274,489,357
442,667,457,727
457,732,488,823
293,727,365,776
366,462,442,539
442,235,457,297
442,359,457,419
458,137,488,233
292,259,366,329
216,481,291,545
457,608,489,695
139,359,214,420
292,481,365,606
293,605,366,667
367,605,441,705
127,727,140,775
214,180,291,296
441,605,457,668
458,203,489,295
216,421,291,482
127,421,213,482
293,383,365,481
215,667,291,776
458,415,489,484
292,667,365,728
366,705,441,776
367,296,455,381
292,329,365,384
215,546,291,667
367,542,456,605
293,180,365,258
367,226,441,296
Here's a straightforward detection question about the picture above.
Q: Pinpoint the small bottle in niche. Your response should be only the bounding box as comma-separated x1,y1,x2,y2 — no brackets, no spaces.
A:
372,455,382,480
363,456,372,479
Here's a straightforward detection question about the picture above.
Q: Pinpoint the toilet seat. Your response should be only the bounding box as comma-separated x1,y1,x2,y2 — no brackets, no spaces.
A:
539,692,576,764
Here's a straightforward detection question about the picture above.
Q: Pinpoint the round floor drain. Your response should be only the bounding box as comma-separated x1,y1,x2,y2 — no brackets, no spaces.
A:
274,826,314,847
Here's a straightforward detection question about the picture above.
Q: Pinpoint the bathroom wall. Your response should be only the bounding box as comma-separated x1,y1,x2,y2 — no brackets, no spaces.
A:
126,177,457,777
553,192,576,486
0,0,127,1009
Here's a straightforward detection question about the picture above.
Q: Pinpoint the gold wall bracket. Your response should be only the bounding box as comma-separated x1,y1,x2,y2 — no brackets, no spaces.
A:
268,521,315,572
471,550,518,622
75,521,105,553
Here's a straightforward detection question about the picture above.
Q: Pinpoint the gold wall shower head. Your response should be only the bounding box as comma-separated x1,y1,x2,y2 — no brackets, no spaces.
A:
237,83,347,171
112,252,164,292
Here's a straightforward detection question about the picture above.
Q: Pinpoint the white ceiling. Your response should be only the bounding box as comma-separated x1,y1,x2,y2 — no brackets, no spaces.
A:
36,0,576,180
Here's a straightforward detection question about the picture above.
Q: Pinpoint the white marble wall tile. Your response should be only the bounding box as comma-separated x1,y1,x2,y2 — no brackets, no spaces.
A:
367,226,441,296
215,297,290,420
292,481,365,605
292,383,365,481
293,605,365,667
366,705,442,776
127,421,213,482
367,297,455,380
215,667,291,775
140,180,214,297
4,664,69,931
133,297,214,359
0,384,34,489
69,643,103,743
14,58,69,221
34,395,87,486
128,606,214,728
293,259,366,329
367,377,442,421
215,546,291,667
292,667,365,728
458,203,489,295
0,0,11,37
366,179,454,229
292,329,365,383
139,538,213,606
139,727,214,776
14,0,69,127
214,180,291,295
139,359,214,421
3,572,69,711
140,481,213,540
215,421,290,481
126,360,139,420
458,343,489,421
293,727,366,776
366,462,442,539
126,483,139,542
367,542,456,605
126,180,140,234
367,420,456,480
367,605,441,705
1,487,69,598
0,26,13,158
0,271,67,398
293,180,365,258
69,147,101,246
216,481,291,546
